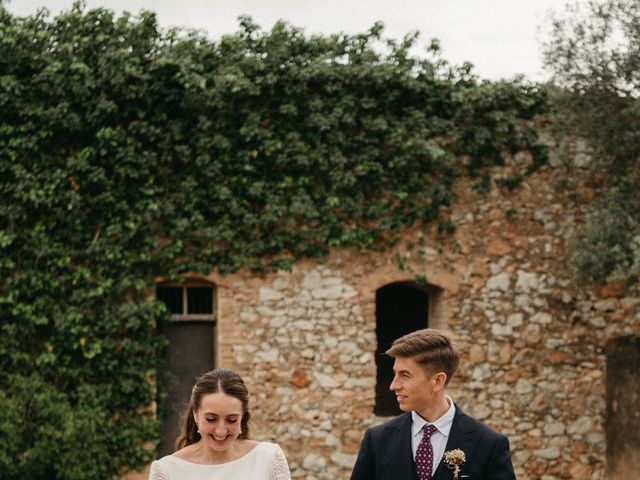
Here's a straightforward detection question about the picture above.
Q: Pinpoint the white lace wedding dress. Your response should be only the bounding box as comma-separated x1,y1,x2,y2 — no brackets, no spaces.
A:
148,442,291,480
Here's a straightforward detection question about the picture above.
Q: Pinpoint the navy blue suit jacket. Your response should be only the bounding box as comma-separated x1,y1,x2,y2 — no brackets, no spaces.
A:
350,407,516,480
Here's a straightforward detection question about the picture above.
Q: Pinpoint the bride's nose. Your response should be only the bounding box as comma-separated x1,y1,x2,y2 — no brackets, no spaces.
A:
214,423,228,436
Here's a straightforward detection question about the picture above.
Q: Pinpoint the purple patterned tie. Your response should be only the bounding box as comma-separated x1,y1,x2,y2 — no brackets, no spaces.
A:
415,424,438,480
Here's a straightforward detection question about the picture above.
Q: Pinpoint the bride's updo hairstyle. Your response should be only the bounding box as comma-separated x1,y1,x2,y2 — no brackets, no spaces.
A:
174,368,251,451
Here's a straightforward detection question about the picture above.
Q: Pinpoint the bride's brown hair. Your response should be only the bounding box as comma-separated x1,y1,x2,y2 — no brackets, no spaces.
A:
174,368,251,451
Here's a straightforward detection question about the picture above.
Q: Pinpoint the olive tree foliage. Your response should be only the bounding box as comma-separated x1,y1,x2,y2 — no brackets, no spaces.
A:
1,1,546,478
543,0,640,288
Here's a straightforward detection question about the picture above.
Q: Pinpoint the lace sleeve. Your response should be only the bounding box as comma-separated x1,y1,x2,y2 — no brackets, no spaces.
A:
148,460,167,480
269,444,292,480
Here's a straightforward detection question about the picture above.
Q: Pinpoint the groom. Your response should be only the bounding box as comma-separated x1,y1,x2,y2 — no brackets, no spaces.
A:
350,328,516,480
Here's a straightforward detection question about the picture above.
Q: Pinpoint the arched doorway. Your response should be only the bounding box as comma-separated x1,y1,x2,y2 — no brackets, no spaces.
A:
374,282,442,416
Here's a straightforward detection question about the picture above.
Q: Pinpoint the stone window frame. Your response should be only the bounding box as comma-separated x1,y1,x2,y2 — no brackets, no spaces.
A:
424,283,444,329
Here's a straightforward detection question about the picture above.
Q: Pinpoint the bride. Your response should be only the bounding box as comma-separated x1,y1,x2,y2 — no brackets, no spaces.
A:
149,368,291,480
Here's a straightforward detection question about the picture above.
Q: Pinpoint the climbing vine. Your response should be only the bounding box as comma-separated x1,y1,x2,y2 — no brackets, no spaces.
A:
0,2,547,478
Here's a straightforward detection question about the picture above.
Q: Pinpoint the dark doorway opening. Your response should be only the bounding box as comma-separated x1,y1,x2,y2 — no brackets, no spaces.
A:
606,336,640,479
156,283,215,457
374,283,430,416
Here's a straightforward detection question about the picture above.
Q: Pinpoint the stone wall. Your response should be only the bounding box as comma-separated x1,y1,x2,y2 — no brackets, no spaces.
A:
202,157,640,480
123,156,639,480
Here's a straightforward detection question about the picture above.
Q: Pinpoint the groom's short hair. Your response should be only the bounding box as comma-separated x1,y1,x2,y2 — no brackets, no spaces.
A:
386,328,460,385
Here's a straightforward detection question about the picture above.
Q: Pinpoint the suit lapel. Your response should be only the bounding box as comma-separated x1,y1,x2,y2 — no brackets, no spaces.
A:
386,413,420,480
433,407,478,480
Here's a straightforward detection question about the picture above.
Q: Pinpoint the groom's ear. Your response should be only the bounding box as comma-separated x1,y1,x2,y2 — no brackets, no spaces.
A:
433,372,447,391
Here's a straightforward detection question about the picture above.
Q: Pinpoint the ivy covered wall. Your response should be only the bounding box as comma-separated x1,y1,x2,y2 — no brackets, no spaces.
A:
0,3,547,478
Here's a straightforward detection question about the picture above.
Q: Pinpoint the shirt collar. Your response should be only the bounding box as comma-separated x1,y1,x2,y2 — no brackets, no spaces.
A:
411,395,456,438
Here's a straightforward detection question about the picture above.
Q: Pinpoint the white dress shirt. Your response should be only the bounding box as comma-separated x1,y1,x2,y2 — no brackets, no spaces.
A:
411,396,456,477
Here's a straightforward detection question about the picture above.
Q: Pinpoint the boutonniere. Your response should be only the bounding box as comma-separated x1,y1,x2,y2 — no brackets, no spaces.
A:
443,449,466,480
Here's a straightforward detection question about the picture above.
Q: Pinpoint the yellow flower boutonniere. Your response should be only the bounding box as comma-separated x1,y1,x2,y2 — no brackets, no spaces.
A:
443,449,466,480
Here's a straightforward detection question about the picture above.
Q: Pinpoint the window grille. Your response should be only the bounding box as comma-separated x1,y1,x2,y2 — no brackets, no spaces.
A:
156,283,215,321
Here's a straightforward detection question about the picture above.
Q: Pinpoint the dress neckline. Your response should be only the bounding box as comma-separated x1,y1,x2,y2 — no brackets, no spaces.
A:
170,441,262,466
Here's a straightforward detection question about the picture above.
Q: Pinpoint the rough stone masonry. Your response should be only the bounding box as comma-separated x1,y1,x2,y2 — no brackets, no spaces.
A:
126,147,640,480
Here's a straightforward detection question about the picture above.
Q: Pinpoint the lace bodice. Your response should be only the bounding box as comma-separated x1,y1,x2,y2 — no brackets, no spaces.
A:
149,442,291,480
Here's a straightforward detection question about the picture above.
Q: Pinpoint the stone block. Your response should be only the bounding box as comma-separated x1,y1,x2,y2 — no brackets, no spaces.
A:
303,453,327,471
536,447,561,460
516,270,540,292
487,238,512,256
259,287,284,301
487,272,511,291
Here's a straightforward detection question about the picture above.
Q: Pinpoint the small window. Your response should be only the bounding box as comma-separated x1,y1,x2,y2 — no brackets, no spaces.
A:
156,283,215,321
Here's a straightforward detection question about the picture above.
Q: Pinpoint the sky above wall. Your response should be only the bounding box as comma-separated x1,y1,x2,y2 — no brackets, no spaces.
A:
6,0,585,81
